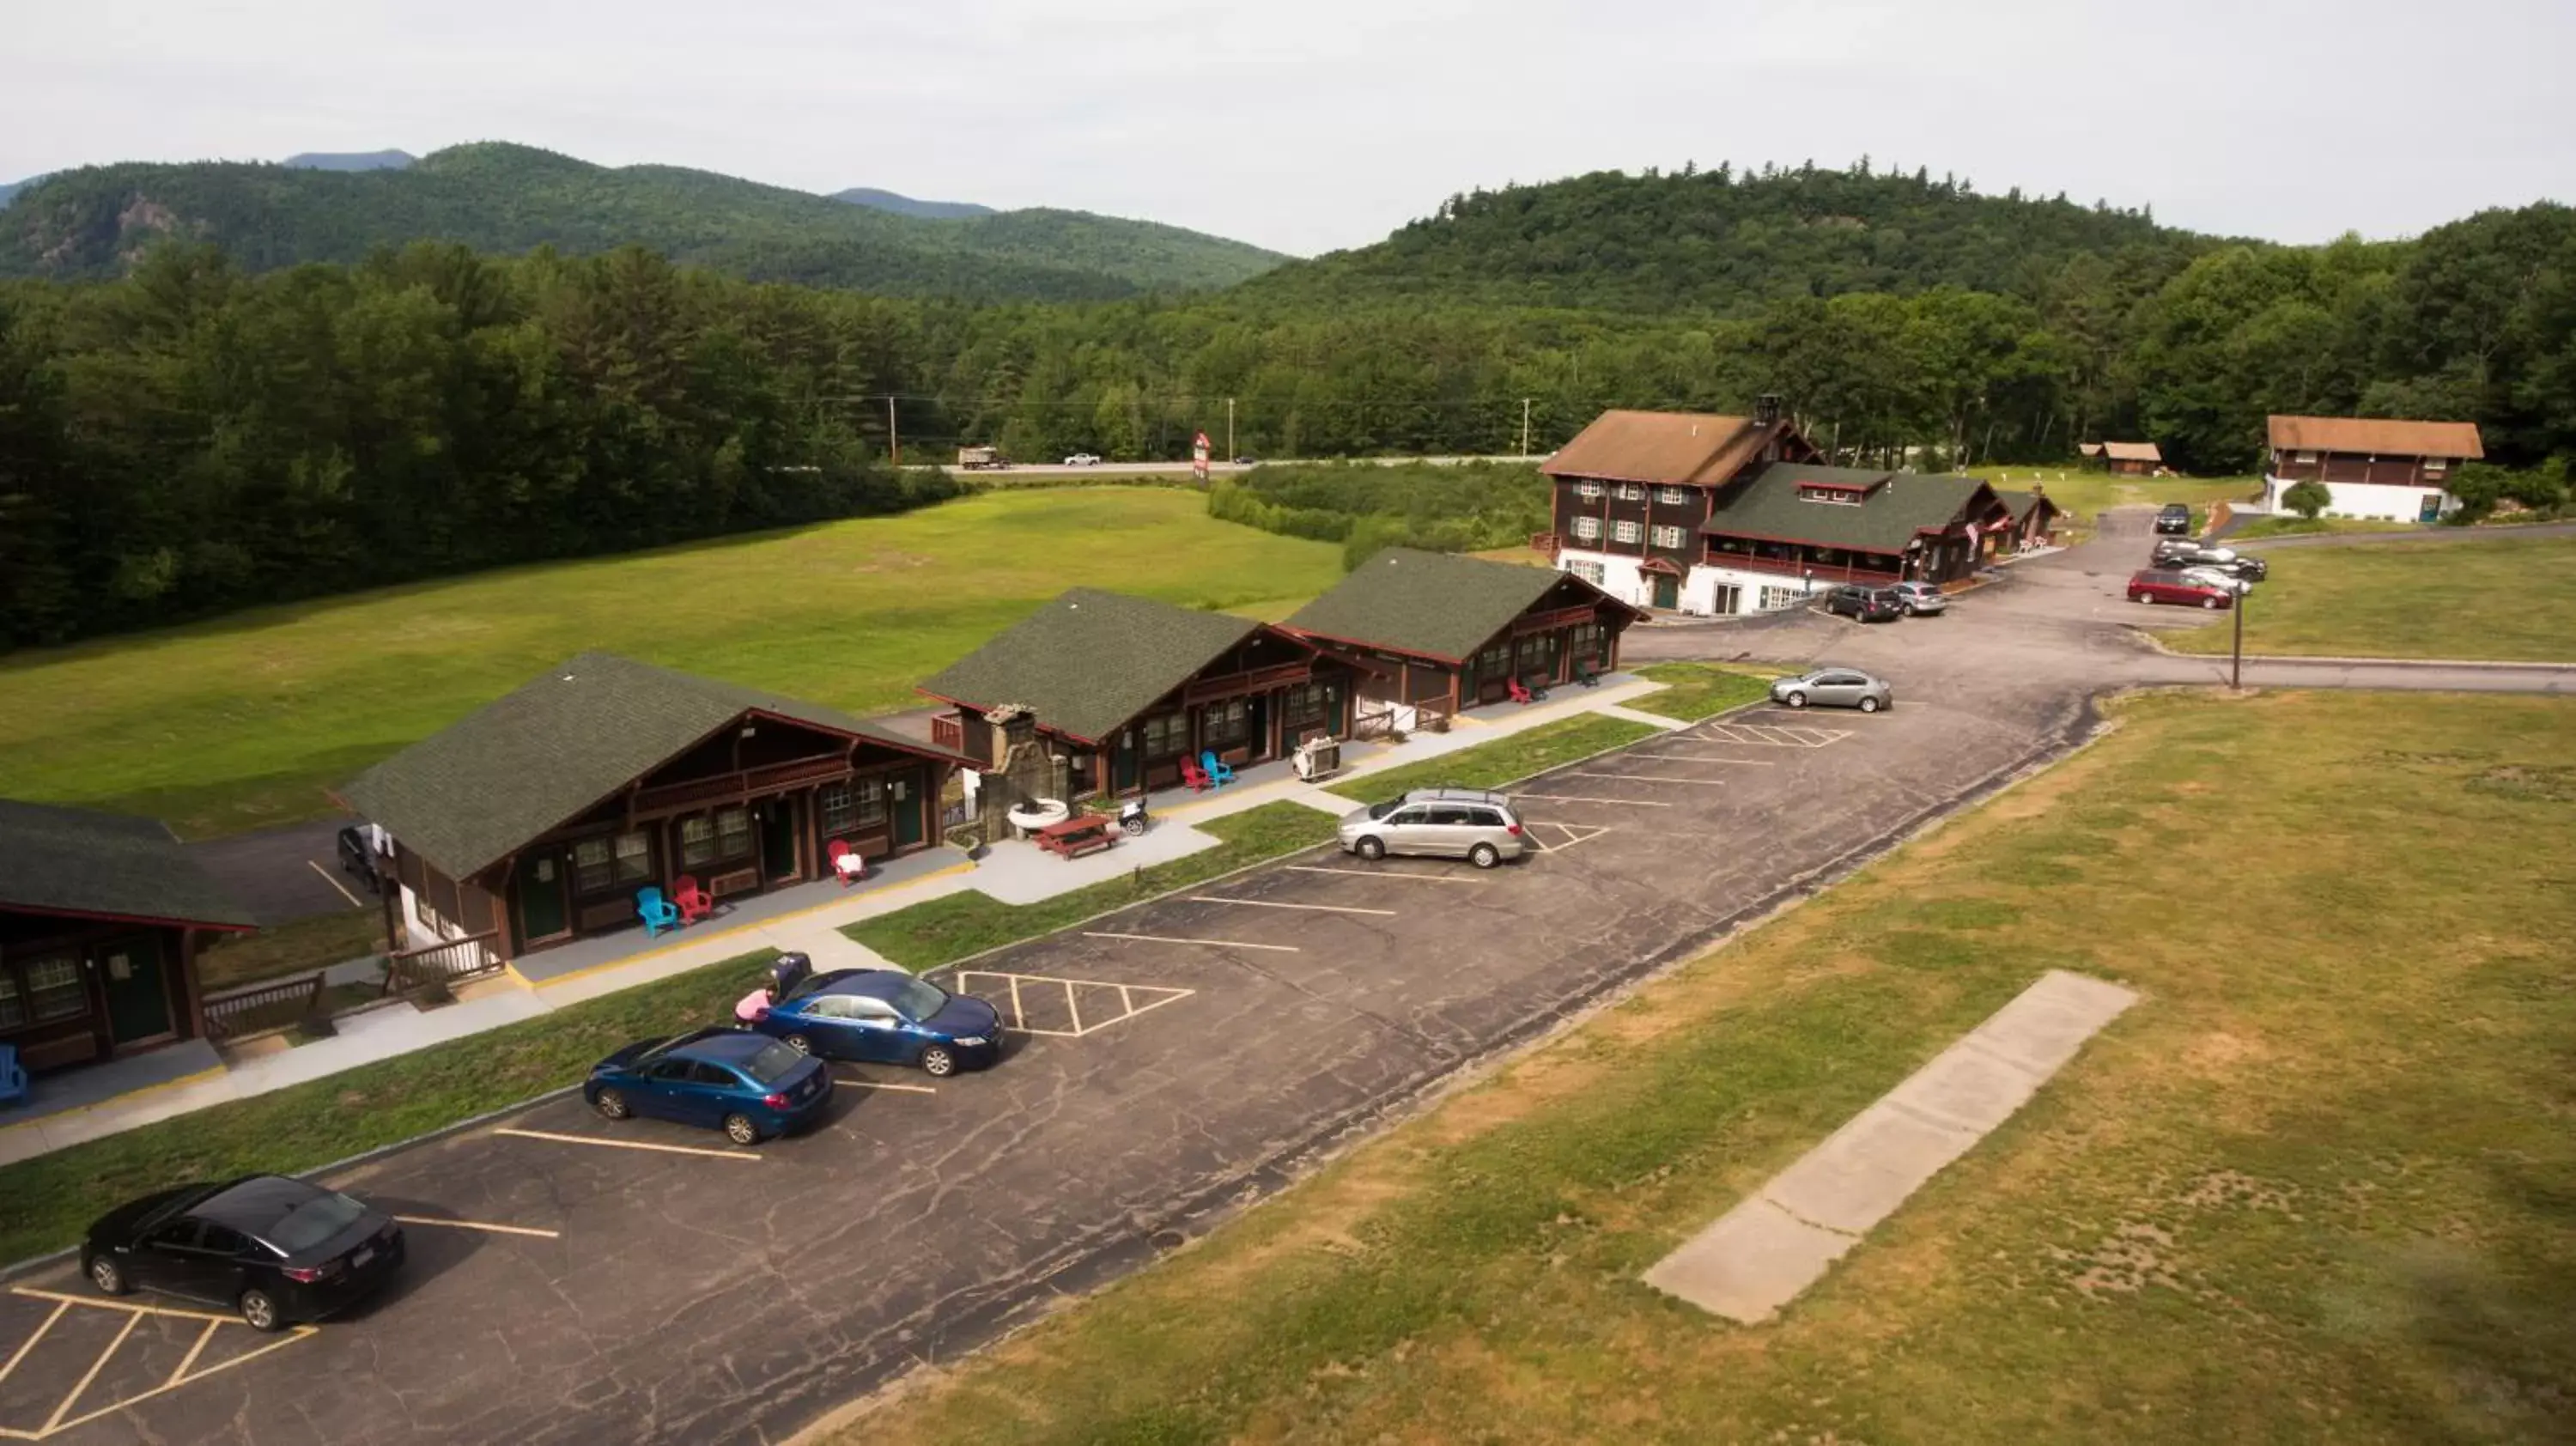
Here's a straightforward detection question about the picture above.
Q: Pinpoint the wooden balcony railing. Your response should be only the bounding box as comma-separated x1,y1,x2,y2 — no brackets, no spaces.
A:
632,755,850,814
930,714,964,751
1182,660,1312,704
1699,551,1901,583
205,974,325,1042
385,930,502,996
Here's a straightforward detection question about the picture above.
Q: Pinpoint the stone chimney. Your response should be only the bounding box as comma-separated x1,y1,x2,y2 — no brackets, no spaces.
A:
976,703,1060,841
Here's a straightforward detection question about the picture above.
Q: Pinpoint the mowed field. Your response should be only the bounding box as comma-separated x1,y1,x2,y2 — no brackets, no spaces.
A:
0,489,1342,837
831,690,2576,1446
2167,532,2576,661
1958,466,2255,522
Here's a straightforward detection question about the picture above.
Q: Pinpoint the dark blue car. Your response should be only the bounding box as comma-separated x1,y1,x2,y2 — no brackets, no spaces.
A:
584,1028,833,1145
752,969,1004,1077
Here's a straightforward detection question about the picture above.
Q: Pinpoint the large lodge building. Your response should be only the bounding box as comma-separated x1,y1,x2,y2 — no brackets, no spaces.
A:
1536,402,2020,616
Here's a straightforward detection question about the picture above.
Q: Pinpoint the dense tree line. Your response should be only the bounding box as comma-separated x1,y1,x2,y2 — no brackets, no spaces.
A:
1206,463,1547,568
0,243,961,647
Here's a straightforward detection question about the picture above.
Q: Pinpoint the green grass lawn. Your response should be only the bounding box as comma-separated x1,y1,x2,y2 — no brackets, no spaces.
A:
197,910,387,993
1960,466,2257,523
0,489,1343,838
0,948,779,1265
844,803,1338,970
2166,533,2576,660
828,690,2576,1446
2227,516,2420,540
1627,662,1780,722
1324,714,1662,804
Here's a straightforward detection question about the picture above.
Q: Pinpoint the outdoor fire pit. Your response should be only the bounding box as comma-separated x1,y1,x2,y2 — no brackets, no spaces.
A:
1005,799,1072,838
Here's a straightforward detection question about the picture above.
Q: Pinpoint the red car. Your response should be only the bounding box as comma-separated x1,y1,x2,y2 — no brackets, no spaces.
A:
2127,568,2235,609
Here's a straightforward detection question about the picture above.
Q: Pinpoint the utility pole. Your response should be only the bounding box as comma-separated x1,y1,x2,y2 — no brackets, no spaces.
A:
1520,398,1533,459
1226,398,1236,460
885,395,901,466
2230,578,2246,690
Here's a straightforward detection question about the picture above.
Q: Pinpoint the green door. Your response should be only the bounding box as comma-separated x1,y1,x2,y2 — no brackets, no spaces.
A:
515,852,569,946
1651,573,1680,610
893,770,926,848
100,939,173,1046
762,799,800,881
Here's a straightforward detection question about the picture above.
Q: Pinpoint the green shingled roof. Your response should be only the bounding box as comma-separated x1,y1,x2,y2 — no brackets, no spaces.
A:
342,652,945,881
917,589,1262,745
1286,548,1601,664
0,799,254,929
1700,464,1995,553
1995,488,2059,523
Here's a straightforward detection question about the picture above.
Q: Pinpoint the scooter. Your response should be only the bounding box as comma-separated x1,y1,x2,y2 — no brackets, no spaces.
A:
1119,799,1151,835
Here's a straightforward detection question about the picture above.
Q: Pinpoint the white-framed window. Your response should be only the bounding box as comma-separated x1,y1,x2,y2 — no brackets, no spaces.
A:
1612,519,1643,544
1758,586,1805,611
2423,457,2449,474
1649,524,1686,549
1573,480,1603,500
1569,514,1601,542
1563,559,1606,585
1797,486,1862,506
1614,483,1646,501
1655,486,1692,506
2295,450,2318,465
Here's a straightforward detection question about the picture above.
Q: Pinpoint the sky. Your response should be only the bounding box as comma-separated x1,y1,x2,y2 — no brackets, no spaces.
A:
7,0,2572,258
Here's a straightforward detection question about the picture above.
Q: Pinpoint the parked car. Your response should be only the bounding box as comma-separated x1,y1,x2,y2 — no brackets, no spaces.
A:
2155,502,2193,535
2150,537,2203,565
1232,454,1260,465
2177,548,2265,580
334,824,383,896
1338,787,1526,868
1061,453,1103,466
1769,668,1894,712
1888,580,1948,616
1824,584,1906,623
83,1176,404,1331
586,1028,833,1145
2127,568,2237,609
753,969,1004,1077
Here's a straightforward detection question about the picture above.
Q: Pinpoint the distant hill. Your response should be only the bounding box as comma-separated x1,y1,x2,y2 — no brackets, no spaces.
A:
281,149,416,172
833,186,993,221
1240,162,2228,314
0,175,41,209
0,143,1287,300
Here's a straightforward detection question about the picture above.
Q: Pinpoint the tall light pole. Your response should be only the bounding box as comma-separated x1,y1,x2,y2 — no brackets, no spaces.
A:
1226,398,1236,461
1520,398,1534,459
885,395,900,466
2230,575,2248,690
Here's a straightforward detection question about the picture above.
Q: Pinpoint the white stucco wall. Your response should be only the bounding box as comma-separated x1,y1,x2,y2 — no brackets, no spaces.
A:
2263,475,2452,524
1557,549,1652,609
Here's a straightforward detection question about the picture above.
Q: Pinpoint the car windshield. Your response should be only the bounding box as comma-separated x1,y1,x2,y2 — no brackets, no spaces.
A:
1366,799,1403,821
261,1190,368,1255
739,1041,807,1087
889,977,950,1022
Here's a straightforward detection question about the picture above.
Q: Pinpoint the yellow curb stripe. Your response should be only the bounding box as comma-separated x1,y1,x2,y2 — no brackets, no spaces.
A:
493,1127,759,1160
392,1215,562,1239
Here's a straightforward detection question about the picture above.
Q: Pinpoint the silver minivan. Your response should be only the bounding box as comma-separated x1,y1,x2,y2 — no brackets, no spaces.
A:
1337,787,1528,868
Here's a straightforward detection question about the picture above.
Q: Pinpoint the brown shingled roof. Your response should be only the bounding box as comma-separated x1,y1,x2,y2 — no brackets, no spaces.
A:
2099,440,2162,463
1542,410,1767,487
2266,416,2484,459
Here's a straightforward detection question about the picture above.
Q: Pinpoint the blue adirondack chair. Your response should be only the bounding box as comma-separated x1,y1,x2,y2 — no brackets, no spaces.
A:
636,885,683,938
1200,750,1236,787
0,1044,28,1109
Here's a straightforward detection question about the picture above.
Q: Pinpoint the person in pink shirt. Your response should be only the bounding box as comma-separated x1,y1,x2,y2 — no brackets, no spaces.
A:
735,981,775,1024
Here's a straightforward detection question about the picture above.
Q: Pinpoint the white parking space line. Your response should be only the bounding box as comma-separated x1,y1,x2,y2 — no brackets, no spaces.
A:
1522,823,1613,854
1083,931,1301,953
833,1077,939,1094
492,1127,759,1161
1284,866,1486,884
1632,748,1778,765
1186,896,1398,916
1512,793,1675,807
304,858,365,909
1574,771,1734,786
1690,722,1852,749
391,1215,563,1239
951,970,1196,1038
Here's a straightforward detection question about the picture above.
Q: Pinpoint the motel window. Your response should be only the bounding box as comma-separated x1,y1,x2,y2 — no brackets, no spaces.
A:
1655,486,1692,506
1283,683,1332,731
819,782,857,835
1568,622,1605,660
715,807,752,861
679,816,716,868
1649,524,1686,549
1141,713,1189,759
1574,481,1603,500
1477,643,1510,681
1796,486,1862,506
2295,451,2318,465
850,777,888,827
0,975,18,1030
575,830,653,894
413,886,440,933
1516,631,1558,677
1564,559,1606,586
1611,519,1643,544
1614,483,1645,501
18,956,85,1024
1202,697,1251,749
1569,515,1601,542
2424,458,2449,474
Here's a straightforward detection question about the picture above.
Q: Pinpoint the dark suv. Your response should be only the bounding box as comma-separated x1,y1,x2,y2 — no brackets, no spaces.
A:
2154,502,2192,535
1825,585,1905,623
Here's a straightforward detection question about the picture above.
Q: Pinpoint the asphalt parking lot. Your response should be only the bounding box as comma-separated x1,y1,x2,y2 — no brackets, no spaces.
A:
10,641,2087,1445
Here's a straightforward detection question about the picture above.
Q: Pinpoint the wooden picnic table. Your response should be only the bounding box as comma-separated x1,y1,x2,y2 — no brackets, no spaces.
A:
1035,813,1116,860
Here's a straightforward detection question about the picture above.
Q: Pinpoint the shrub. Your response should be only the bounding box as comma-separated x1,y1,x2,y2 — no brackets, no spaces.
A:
2281,480,2332,519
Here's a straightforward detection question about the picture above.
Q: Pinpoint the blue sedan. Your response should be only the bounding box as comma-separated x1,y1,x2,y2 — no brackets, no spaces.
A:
584,1028,833,1145
752,969,1004,1077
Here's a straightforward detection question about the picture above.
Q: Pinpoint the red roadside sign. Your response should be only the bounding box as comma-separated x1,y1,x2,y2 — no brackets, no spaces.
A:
1193,431,1211,482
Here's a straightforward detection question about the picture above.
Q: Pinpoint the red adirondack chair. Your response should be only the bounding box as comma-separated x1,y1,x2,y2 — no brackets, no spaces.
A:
1179,756,1214,792
1507,677,1535,704
827,838,867,887
672,874,714,924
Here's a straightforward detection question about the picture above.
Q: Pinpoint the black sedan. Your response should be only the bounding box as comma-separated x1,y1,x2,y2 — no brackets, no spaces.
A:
83,1176,404,1330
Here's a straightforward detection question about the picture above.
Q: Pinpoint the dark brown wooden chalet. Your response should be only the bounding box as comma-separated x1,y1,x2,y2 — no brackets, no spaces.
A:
1535,398,1821,609
918,588,1348,797
1994,487,2063,550
1698,464,2016,591
2265,416,2483,489
0,799,254,1074
1284,548,1642,725
340,653,966,962
2095,440,2164,477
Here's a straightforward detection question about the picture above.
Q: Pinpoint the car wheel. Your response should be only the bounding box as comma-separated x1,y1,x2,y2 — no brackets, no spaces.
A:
1858,696,1881,714
2202,597,2221,610
1355,836,1386,861
2134,592,2153,605
592,1088,632,1121
87,1255,129,1297
1468,842,1502,869
919,1045,957,1078
723,1113,762,1146
1783,691,1808,708
781,1035,812,1055
239,1288,283,1333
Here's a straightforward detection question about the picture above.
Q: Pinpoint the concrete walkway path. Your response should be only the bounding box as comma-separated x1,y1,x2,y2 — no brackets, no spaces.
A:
1644,970,2138,1324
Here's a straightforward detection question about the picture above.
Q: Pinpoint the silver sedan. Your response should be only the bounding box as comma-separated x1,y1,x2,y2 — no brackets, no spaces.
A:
1769,667,1894,712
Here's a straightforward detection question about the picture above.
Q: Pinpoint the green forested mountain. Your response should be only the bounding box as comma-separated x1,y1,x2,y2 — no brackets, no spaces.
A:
1243,162,2221,314
834,187,994,221
0,143,1287,300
